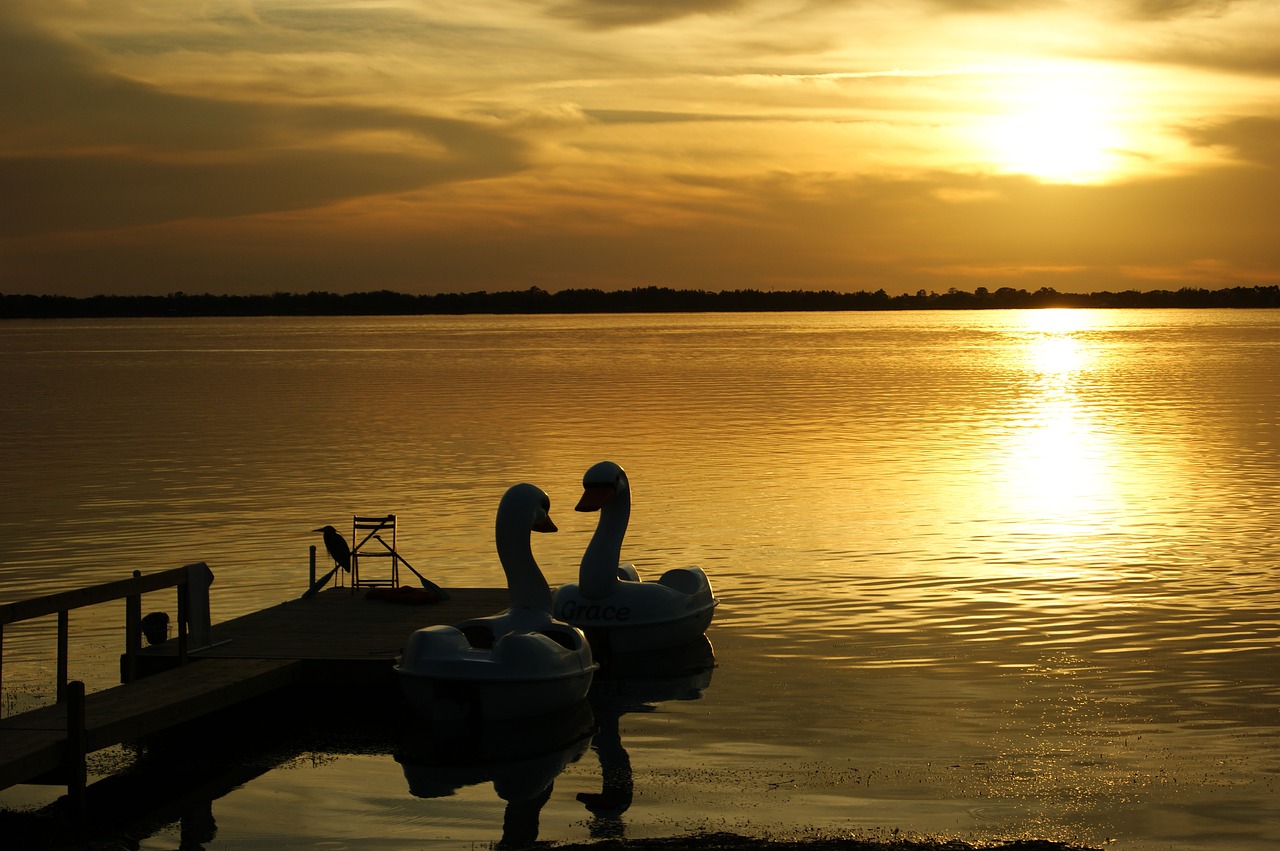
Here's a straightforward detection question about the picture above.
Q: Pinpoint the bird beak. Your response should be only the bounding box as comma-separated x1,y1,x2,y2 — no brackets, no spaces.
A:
534,517,558,533
311,527,324,532
575,485,615,512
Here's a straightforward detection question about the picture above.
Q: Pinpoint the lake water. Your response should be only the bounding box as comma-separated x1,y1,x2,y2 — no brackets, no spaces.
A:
1,310,1277,849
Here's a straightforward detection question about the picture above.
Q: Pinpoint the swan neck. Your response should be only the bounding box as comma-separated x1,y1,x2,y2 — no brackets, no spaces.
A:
580,486,629,599
496,514,552,613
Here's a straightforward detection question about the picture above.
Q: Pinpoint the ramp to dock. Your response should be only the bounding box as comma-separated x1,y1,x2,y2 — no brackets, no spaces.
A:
0,657,302,793
0,583,509,799
0,588,509,793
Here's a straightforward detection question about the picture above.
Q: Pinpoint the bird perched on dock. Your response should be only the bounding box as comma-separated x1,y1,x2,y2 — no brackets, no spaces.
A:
313,525,352,572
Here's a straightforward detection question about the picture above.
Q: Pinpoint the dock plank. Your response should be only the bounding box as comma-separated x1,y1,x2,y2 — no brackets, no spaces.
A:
0,658,302,791
0,730,64,792
91,658,302,747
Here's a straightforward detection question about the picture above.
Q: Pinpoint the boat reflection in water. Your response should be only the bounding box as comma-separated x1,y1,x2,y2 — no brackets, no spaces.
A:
577,636,716,839
396,700,596,848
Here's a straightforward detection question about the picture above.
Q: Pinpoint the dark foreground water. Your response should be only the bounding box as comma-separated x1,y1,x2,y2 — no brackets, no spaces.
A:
1,310,1277,849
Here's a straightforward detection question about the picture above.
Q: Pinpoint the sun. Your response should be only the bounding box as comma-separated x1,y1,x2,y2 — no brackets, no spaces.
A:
988,105,1121,183
975,65,1131,184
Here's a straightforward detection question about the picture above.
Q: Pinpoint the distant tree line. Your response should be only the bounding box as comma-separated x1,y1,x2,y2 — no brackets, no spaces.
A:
2,284,1279,318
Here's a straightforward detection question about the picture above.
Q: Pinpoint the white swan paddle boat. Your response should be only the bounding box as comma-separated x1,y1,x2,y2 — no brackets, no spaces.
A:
396,483,599,721
552,461,718,653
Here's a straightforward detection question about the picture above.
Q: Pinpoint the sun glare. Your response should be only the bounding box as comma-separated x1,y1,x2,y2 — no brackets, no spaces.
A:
997,310,1114,527
989,107,1120,182
1030,334,1084,376
976,66,1132,184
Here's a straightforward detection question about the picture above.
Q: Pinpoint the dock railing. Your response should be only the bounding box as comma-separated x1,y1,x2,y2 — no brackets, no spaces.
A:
0,562,213,718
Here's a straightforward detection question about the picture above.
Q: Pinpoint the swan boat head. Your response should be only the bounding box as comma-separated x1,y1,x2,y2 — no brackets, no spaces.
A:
495,482,558,621
397,483,597,720
575,460,635,598
552,461,718,653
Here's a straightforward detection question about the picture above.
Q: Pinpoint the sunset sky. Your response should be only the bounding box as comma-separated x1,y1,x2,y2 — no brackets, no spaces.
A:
3,0,1279,297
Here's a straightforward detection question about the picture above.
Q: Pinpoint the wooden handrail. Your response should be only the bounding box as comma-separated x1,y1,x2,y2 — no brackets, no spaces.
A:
0,563,213,717
0,566,191,626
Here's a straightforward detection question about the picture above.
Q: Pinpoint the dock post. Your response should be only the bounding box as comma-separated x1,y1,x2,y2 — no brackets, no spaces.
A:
183,562,214,649
178,583,189,663
125,575,142,684
57,610,69,703
66,680,87,814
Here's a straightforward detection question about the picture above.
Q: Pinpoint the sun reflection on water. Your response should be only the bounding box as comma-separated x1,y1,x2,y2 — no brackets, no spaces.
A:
1029,333,1084,376
999,310,1114,528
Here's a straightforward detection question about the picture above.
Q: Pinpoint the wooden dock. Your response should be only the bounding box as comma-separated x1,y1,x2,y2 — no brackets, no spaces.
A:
0,582,508,799
131,585,509,683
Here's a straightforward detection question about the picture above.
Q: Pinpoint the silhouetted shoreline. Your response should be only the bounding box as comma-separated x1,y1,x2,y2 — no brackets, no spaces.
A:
3,285,1278,318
